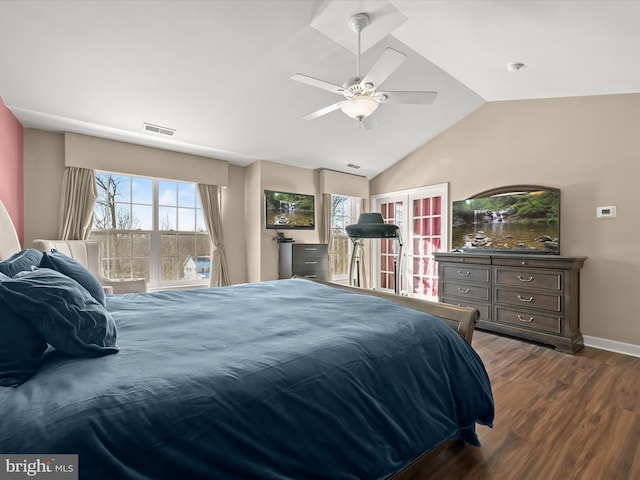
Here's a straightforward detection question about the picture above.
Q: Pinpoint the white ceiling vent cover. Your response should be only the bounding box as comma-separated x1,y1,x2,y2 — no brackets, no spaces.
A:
143,123,176,137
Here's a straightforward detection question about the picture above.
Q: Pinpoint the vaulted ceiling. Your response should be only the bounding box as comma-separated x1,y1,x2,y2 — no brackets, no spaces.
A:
1,1,638,178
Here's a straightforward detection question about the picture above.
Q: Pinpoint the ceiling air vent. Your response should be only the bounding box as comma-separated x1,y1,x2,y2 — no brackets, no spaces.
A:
143,123,176,137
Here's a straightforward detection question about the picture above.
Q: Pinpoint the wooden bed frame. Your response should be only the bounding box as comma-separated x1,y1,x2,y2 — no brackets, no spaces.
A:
299,277,479,345
299,277,480,479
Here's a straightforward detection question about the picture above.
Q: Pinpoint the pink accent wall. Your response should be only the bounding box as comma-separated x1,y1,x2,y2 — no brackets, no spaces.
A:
0,96,24,247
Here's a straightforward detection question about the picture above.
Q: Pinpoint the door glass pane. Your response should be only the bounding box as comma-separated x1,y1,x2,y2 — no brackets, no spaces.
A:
411,195,442,298
432,196,441,215
379,201,402,292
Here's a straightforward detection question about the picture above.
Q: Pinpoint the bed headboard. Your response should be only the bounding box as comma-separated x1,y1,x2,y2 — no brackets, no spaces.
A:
0,199,21,260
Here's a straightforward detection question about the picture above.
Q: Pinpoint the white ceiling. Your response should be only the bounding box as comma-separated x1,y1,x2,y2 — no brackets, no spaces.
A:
1,0,639,179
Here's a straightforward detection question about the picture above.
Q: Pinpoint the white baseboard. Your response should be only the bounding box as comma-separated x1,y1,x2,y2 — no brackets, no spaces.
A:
583,335,640,358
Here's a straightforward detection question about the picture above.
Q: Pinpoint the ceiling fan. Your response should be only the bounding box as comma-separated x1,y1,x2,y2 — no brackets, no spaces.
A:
291,12,437,129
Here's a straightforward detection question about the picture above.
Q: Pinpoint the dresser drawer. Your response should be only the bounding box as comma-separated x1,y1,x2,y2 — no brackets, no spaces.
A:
292,244,328,260
437,255,491,265
441,297,490,320
279,243,329,280
495,306,561,334
495,288,561,312
441,282,490,301
494,268,561,291
295,270,329,281
442,265,490,283
492,256,578,270
292,255,329,272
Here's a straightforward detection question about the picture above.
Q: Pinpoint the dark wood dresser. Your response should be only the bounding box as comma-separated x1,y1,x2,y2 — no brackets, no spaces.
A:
278,243,329,281
434,252,587,353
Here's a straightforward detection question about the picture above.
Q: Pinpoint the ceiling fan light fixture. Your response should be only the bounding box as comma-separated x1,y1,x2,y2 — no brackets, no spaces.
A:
340,95,379,119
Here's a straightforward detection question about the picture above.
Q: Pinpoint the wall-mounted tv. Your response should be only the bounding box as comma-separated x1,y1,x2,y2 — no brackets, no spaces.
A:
452,185,560,254
264,190,315,230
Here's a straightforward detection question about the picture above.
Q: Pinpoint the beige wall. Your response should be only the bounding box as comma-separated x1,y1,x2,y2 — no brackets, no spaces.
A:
65,133,228,186
250,160,323,282
244,161,262,283
23,129,65,244
222,164,246,285
371,93,640,347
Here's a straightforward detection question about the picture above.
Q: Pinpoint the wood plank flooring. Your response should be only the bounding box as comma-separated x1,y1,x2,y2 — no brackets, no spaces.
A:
409,331,640,480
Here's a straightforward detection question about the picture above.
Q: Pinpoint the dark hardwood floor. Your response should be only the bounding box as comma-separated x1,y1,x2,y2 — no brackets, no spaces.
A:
409,330,640,480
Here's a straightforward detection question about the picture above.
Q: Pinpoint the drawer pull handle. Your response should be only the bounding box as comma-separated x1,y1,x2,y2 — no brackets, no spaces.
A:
517,275,534,282
517,314,534,323
457,270,470,276
457,287,470,294
304,261,318,265
304,248,318,251
517,295,534,303
304,274,318,278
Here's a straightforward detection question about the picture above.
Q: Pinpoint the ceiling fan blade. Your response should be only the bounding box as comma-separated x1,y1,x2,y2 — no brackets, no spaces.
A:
291,74,345,95
301,101,345,120
378,91,438,105
360,48,406,89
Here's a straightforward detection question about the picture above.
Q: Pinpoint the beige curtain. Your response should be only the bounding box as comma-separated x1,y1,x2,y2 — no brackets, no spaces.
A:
197,184,230,287
58,167,97,240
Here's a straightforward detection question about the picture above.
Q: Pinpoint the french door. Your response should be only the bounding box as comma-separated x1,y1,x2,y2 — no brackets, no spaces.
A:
371,183,448,299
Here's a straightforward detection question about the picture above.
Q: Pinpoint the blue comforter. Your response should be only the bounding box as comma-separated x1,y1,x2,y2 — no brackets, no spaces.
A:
0,278,494,479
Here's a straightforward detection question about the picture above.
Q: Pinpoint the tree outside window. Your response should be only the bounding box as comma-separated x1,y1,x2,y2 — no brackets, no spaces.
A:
330,195,360,281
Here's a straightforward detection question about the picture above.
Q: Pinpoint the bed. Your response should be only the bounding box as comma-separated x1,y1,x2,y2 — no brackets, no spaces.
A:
0,202,493,479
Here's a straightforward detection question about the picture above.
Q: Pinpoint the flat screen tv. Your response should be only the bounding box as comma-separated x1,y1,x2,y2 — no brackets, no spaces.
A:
264,190,315,230
451,185,560,254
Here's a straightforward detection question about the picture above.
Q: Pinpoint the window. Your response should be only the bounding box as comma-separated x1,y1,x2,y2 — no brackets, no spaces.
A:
90,172,210,289
329,195,360,281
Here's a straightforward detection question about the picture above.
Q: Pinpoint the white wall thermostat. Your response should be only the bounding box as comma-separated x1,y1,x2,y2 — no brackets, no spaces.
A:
596,206,617,218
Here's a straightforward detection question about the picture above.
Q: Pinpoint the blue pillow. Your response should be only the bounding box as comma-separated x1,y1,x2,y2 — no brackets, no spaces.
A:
0,249,43,277
39,250,106,306
0,276,48,387
0,269,118,358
